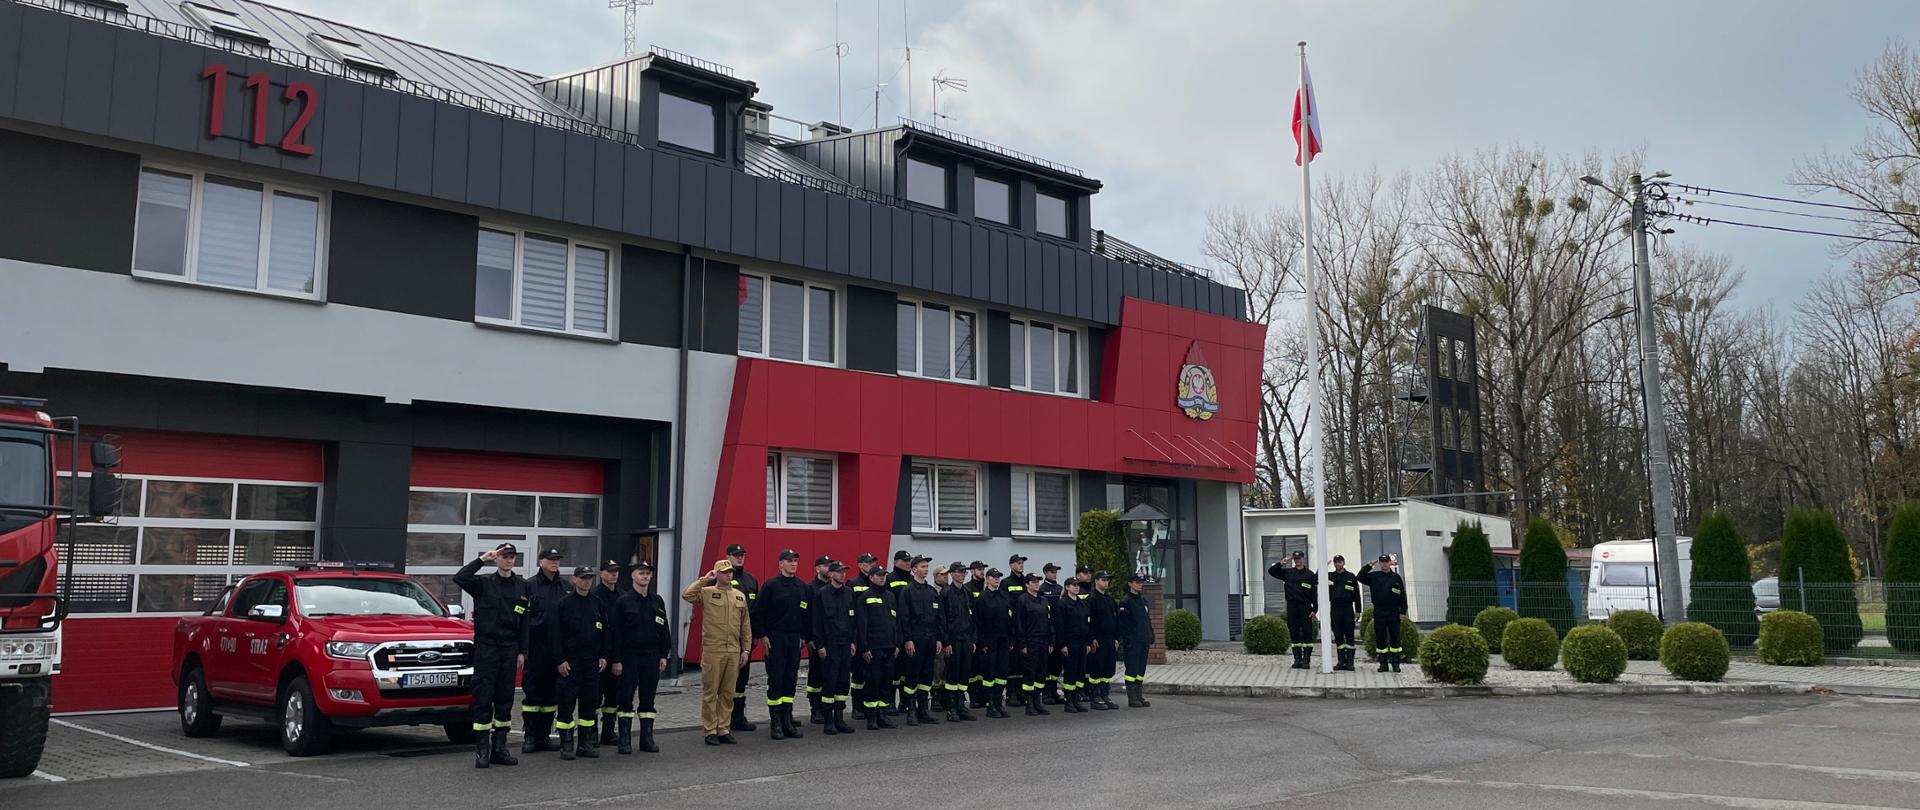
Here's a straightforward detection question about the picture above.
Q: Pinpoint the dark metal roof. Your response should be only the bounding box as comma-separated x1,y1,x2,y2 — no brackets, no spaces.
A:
743,135,907,208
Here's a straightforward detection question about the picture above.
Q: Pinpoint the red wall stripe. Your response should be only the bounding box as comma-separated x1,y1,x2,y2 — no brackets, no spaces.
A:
409,448,604,495
57,429,323,482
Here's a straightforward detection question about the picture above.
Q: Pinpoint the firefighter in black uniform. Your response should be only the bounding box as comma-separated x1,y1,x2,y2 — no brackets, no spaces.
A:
962,560,989,709
1014,574,1054,716
1358,554,1408,672
898,556,943,726
937,562,977,722
884,550,914,713
1002,555,1031,704
590,559,623,744
805,554,832,724
1267,550,1318,669
856,565,902,730
610,561,669,755
1086,571,1120,710
974,569,1013,718
755,549,811,741
1038,563,1066,704
1328,555,1362,671
847,552,879,720
722,543,760,733
1054,577,1093,713
811,561,858,736
453,543,526,768
552,566,610,760
521,547,569,753
1117,574,1153,708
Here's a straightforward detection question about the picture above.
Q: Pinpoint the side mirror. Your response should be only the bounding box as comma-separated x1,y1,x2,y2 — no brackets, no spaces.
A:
85,441,123,519
248,604,285,621
446,604,466,618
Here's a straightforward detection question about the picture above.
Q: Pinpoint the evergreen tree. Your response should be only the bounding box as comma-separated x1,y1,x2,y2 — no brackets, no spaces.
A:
1446,521,1499,625
1686,510,1758,646
1517,516,1575,635
1778,509,1863,653
1886,502,1920,653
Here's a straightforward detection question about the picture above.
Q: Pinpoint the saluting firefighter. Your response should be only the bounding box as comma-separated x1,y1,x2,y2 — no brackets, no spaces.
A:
590,559,623,745
938,562,978,722
1267,550,1318,669
847,552,880,720
1357,554,1408,673
1086,571,1120,710
1014,573,1054,715
1038,563,1066,705
452,542,526,769
805,554,833,725
809,560,858,736
755,549,811,741
1001,555,1030,704
1327,555,1362,671
552,566,611,760
610,561,670,754
856,565,903,730
1116,574,1153,708
1054,577,1094,713
683,559,753,745
521,547,570,753
973,568,1014,718
898,556,943,726
722,544,761,734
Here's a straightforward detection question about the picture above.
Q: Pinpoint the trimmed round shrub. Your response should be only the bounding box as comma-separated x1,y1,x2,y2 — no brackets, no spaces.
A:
1359,607,1423,662
1165,609,1201,651
1561,625,1629,683
1474,606,1520,654
1608,610,1665,660
1243,614,1289,655
1757,610,1824,666
1501,617,1560,671
1420,624,1490,685
1659,622,1731,682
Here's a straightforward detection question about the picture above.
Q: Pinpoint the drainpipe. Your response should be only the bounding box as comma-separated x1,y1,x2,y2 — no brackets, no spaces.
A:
666,245,693,677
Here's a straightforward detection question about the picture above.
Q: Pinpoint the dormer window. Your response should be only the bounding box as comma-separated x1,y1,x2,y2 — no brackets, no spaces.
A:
309,34,396,77
974,176,1011,225
181,3,269,45
658,91,717,154
906,157,950,210
1036,191,1070,238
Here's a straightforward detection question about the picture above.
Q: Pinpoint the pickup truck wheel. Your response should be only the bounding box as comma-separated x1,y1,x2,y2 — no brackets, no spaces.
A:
279,676,333,757
443,722,477,744
178,668,222,738
0,678,52,779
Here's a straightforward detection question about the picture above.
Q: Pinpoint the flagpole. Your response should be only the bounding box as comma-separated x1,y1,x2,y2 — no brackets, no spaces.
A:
1297,41,1333,675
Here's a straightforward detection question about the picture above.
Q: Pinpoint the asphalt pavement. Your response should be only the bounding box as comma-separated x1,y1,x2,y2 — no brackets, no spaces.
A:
8,692,1920,810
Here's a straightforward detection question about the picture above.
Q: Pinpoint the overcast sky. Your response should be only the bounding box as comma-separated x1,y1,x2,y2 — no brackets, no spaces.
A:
278,0,1915,311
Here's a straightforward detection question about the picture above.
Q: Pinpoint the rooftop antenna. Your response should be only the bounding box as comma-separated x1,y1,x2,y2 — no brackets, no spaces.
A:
931,70,967,123
833,0,850,125
902,0,913,121
607,0,654,58
874,0,884,129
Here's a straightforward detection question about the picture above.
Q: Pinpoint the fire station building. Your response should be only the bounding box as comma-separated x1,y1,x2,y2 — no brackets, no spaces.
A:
0,0,1262,712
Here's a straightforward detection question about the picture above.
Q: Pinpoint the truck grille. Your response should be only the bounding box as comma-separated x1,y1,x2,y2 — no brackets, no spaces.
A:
372,640,472,671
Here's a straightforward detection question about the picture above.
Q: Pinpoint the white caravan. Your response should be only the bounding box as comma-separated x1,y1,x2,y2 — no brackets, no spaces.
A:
1586,537,1693,620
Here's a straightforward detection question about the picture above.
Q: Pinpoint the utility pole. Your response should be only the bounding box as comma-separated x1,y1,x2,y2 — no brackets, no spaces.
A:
1629,173,1685,625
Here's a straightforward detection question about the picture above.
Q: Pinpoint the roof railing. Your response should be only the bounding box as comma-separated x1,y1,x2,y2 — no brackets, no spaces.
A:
898,117,1084,178
647,44,736,78
1092,230,1211,279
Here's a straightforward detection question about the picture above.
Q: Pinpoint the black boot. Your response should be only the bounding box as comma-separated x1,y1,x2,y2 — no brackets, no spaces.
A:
489,725,519,765
558,728,576,761
917,693,941,725
521,712,546,754
771,705,787,740
945,694,961,723
730,697,756,732
987,689,1005,718
576,725,599,758
866,710,880,731
1031,690,1051,715
1125,683,1145,708
823,707,839,735
875,705,897,729
474,728,492,769
639,718,659,753
616,717,633,755
1377,651,1390,672
1343,649,1356,671
1024,696,1041,716
832,707,855,734
600,713,618,746
956,693,976,721
971,686,987,709
1135,682,1152,707
903,693,920,727
1095,684,1115,710
810,702,825,725
1042,683,1062,705
788,706,806,738
1390,652,1402,673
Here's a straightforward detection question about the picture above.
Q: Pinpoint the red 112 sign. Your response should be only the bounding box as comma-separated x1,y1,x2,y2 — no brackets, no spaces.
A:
201,63,317,157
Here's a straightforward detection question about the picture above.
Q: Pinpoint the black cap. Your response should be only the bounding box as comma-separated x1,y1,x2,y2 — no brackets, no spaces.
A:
1025,574,1043,585
1332,554,1345,563
911,555,933,565
828,561,848,572
1290,550,1305,560
1127,573,1146,583
815,554,833,567
778,549,799,562
946,562,966,573
1063,577,1081,589
1094,570,1111,580
1378,554,1392,562
540,547,564,561
571,566,595,578
492,543,519,556
726,543,747,556
633,561,655,572
1075,565,1092,574
866,565,888,578
969,560,986,570
986,568,1004,578
1008,554,1027,564
1043,562,1061,572
600,559,621,572
893,550,912,562
858,553,879,564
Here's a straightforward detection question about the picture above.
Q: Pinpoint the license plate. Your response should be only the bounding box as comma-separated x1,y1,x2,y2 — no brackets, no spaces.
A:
400,672,461,688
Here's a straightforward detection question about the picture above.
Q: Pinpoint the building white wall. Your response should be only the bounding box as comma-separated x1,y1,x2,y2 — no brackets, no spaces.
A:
1243,501,1512,624
1195,481,1243,640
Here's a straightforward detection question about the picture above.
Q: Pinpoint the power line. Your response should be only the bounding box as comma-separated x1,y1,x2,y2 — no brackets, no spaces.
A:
1669,212,1920,247
1670,183,1920,220
1675,196,1863,224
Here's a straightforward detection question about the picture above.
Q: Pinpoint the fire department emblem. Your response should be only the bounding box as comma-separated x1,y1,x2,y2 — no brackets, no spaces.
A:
1175,342,1219,421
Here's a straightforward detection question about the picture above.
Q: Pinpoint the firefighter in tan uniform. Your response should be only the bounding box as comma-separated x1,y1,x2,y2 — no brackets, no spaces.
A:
683,558,754,745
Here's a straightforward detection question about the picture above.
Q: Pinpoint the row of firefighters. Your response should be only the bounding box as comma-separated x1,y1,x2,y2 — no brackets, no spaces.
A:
451,543,1159,768
1265,550,1410,672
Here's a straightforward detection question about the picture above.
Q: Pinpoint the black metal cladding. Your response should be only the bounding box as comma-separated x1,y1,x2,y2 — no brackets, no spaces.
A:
0,3,1249,325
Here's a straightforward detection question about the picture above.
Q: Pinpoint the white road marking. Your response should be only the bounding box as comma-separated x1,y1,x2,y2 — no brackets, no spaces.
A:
1560,750,1920,783
1400,775,1904,810
50,719,252,768
30,770,67,782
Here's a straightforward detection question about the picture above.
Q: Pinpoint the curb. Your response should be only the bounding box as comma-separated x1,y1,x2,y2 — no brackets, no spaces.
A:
1733,655,1920,670
1154,681,1812,700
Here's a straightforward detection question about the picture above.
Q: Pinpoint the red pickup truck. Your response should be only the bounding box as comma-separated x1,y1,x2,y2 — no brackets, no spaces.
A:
172,564,476,756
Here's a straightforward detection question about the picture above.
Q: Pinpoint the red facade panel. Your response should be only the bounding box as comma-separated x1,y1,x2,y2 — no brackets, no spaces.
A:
409,448,603,494
58,428,323,482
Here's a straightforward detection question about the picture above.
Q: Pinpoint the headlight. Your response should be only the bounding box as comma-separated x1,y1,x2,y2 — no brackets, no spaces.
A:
325,641,379,660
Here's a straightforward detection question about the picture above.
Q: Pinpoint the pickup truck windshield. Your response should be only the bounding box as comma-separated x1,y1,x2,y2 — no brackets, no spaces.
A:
0,429,52,534
295,578,447,618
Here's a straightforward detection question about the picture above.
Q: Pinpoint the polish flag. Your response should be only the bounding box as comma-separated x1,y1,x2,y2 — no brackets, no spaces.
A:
1293,60,1322,165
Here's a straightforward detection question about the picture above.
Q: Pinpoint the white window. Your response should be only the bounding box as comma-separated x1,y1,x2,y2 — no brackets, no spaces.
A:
309,33,395,76
1011,467,1075,537
474,226,614,337
1036,191,1070,238
59,473,320,615
895,299,978,383
906,157,949,210
659,91,716,154
739,273,836,365
909,460,982,534
402,487,601,609
1010,319,1081,396
974,176,1011,225
182,2,267,44
767,451,836,528
133,167,326,298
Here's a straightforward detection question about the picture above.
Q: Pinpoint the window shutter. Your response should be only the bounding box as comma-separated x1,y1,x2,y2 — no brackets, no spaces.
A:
739,276,765,354
784,455,834,525
769,278,805,360
765,453,779,524
475,229,516,320
135,169,192,276
935,465,978,532
1010,470,1029,532
266,192,320,294
1034,472,1071,534
808,287,835,363
909,465,933,530
519,234,569,330
572,246,610,333
196,176,264,289
922,305,951,378
896,302,918,373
